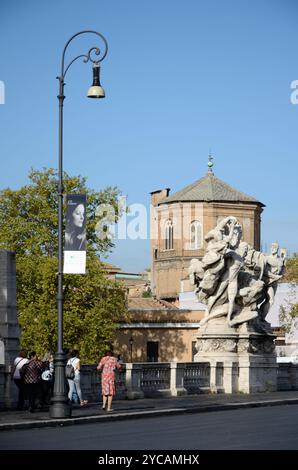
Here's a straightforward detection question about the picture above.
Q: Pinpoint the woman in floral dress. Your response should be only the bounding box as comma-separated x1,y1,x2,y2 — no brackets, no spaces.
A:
97,350,121,412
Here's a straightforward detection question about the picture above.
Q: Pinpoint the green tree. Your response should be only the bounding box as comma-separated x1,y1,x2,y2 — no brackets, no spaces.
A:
283,254,298,284
0,168,129,362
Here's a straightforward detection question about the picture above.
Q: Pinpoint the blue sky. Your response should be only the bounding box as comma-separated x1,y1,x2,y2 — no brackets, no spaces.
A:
0,0,297,272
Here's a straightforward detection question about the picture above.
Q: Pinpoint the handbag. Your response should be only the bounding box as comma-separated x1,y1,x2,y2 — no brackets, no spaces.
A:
42,369,53,381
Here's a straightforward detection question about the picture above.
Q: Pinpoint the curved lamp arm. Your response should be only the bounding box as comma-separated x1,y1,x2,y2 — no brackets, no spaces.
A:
58,30,108,81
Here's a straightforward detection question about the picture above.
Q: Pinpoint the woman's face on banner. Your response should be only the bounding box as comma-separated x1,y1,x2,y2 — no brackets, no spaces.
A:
72,204,85,228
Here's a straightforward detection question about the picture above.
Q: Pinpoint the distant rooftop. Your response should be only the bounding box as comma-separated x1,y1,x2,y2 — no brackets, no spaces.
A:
101,262,122,274
159,172,264,206
128,297,179,310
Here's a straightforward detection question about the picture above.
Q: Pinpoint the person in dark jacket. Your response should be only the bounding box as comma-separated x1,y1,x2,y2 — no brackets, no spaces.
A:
22,351,43,413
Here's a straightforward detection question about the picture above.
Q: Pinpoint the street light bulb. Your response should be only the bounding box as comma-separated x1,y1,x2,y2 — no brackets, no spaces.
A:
87,64,105,98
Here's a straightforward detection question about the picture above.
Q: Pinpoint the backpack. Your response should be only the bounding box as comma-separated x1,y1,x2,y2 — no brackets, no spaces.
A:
11,358,25,380
65,360,75,379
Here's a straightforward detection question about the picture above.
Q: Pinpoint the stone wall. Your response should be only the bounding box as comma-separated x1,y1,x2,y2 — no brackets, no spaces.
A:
0,250,20,366
116,308,204,363
0,250,20,408
277,363,298,390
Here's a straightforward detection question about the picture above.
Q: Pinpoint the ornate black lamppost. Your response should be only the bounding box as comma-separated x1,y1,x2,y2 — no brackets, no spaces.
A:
50,30,108,419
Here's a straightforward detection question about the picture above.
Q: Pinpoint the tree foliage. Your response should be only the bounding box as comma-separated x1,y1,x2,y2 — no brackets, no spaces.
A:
283,255,298,284
0,168,129,362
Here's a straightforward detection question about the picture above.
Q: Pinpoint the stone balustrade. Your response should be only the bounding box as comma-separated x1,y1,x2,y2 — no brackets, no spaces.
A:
2,361,298,408
79,362,211,402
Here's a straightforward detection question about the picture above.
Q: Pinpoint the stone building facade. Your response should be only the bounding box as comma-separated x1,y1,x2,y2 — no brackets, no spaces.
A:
150,164,264,300
116,297,204,363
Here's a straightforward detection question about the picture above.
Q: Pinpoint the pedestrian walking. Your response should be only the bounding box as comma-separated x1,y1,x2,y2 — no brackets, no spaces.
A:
66,349,88,406
21,351,43,413
97,349,121,412
11,349,28,410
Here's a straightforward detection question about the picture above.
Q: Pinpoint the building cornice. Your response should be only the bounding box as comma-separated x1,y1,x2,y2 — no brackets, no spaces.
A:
118,322,201,329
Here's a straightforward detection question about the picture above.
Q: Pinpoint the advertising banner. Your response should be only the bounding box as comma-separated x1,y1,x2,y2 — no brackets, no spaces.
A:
63,194,87,274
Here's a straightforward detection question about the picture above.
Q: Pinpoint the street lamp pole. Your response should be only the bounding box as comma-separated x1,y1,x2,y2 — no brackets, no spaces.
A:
50,30,108,419
129,336,134,363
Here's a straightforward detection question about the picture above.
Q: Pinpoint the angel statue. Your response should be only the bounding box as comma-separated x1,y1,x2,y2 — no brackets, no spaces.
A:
189,217,285,331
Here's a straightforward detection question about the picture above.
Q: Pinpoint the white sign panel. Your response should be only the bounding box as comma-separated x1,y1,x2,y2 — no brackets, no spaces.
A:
64,250,86,274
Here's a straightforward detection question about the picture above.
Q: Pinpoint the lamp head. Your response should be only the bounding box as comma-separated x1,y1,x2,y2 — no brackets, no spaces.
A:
87,63,105,98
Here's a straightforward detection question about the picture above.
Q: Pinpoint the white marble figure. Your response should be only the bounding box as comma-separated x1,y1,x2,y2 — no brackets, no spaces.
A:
259,242,286,320
188,218,286,331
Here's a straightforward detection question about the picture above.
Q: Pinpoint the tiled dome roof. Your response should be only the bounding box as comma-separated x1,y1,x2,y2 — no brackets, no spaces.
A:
159,172,264,206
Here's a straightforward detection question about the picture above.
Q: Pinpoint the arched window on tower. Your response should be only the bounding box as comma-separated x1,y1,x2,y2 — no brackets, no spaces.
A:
190,220,202,249
165,220,174,250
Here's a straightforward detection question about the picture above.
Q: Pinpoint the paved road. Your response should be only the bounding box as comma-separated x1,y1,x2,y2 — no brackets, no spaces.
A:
1,404,298,450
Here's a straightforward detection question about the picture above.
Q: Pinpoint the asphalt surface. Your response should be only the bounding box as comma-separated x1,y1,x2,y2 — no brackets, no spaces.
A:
1,390,298,432
1,404,298,450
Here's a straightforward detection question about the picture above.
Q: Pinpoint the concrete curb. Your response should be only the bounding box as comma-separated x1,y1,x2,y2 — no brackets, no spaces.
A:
1,397,298,432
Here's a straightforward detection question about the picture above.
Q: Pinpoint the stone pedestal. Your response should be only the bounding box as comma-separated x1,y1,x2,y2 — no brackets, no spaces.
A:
194,318,277,393
0,251,20,364
0,250,20,408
